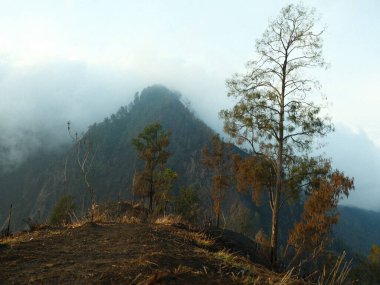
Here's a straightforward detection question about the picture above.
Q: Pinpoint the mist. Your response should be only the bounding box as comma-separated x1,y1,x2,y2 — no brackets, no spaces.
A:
0,57,231,171
0,56,379,211
0,60,135,170
325,125,380,211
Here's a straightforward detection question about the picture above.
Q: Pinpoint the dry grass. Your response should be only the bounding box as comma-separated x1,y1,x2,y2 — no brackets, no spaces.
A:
180,230,215,248
212,249,304,285
0,226,63,246
1,213,310,284
121,215,141,224
318,251,352,285
154,214,183,225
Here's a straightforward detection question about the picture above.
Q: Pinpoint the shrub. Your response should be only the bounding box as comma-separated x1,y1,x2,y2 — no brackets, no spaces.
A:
174,187,199,223
50,194,76,226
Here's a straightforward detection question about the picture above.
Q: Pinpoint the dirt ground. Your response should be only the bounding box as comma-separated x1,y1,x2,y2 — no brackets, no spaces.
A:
0,223,299,284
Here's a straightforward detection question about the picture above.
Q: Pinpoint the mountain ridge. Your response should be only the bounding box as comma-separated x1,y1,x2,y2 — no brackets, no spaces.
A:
0,85,379,258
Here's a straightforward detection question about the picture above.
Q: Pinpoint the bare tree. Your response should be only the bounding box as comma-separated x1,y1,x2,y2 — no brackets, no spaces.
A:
220,3,332,264
67,121,97,219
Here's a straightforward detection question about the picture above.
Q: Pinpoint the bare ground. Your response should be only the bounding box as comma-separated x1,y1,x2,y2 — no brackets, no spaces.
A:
0,222,303,284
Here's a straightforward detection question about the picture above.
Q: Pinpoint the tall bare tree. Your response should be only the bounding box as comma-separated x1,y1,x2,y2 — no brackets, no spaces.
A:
67,121,97,218
220,3,332,264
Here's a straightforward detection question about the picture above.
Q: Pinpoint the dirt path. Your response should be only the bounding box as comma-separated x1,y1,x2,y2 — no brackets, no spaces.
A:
0,223,296,284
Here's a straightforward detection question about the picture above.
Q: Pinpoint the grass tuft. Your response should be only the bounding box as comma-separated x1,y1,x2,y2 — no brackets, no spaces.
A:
154,215,182,225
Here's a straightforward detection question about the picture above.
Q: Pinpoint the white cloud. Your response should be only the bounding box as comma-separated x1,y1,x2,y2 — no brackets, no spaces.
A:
325,124,380,211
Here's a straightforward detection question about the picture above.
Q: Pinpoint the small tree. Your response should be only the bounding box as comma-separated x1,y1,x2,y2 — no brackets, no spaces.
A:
132,123,171,212
50,194,76,226
202,134,232,228
174,187,199,223
286,163,354,272
154,168,178,216
367,244,380,282
369,245,380,265
220,3,332,264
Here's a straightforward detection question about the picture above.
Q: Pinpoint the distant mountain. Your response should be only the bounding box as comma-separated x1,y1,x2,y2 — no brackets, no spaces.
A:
334,206,380,254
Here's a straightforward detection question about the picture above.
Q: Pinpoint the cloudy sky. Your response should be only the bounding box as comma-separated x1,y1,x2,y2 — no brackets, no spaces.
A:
0,0,379,210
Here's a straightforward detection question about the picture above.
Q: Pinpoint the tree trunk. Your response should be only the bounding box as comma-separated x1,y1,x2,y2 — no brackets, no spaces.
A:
271,70,285,265
216,200,220,229
271,127,284,265
149,174,154,213
270,191,280,265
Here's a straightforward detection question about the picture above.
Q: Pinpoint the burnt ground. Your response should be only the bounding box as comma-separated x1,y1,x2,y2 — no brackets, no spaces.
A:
0,222,303,284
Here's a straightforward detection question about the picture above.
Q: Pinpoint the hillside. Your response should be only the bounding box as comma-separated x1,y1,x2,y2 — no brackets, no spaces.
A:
334,206,380,254
0,85,216,229
0,221,303,284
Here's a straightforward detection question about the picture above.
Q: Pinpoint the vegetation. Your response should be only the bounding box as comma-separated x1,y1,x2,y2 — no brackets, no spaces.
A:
49,194,76,226
202,134,232,228
220,3,334,265
154,168,178,216
286,164,354,272
132,122,171,213
174,187,199,223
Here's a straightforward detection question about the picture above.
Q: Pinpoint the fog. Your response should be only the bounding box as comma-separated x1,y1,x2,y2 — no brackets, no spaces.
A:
0,58,379,211
0,60,134,170
325,125,380,211
0,58,230,171
0,0,379,211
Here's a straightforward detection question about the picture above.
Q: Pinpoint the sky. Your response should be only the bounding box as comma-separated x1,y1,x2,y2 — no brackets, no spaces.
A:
0,0,379,210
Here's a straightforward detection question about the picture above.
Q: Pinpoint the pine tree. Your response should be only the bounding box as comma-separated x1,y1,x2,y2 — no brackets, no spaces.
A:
132,123,171,212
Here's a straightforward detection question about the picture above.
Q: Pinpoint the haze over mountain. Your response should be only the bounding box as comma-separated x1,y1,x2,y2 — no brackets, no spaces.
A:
1,1,379,211
0,86,227,231
0,63,379,211
0,85,378,257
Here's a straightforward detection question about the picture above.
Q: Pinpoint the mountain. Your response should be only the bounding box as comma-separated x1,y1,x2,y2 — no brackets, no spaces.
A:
334,206,380,254
0,85,378,259
1,85,263,234
0,85,215,229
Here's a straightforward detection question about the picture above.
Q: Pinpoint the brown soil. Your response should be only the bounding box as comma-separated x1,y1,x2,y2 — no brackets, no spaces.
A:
0,223,301,284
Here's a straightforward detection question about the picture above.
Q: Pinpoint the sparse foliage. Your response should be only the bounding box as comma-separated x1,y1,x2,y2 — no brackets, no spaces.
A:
220,3,332,264
286,163,354,272
202,135,232,228
67,121,97,217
